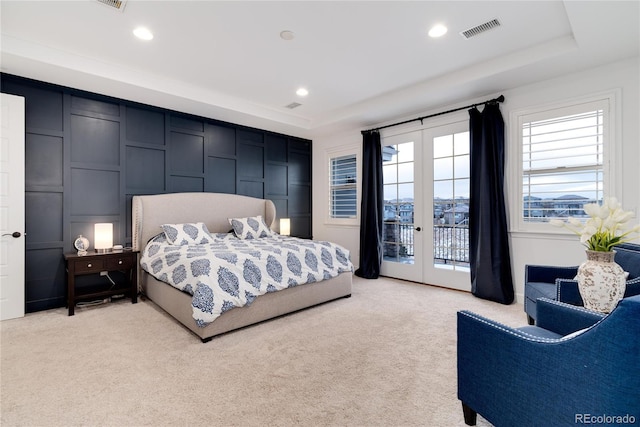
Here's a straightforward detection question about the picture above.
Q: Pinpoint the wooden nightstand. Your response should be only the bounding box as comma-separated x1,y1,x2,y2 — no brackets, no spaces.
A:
64,250,139,316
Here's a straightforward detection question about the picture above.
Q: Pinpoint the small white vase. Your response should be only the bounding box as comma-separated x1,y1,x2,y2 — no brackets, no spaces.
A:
576,250,626,313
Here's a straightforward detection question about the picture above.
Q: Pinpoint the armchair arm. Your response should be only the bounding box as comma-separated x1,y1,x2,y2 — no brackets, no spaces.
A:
525,264,577,284
558,276,640,306
535,298,604,335
556,278,583,305
624,276,640,297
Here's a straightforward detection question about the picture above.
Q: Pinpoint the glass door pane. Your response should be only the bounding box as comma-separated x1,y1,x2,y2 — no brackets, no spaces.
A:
383,141,414,264
380,131,423,283
433,131,470,271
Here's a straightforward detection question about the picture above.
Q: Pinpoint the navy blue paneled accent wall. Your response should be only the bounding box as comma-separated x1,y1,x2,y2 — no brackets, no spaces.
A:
1,73,312,313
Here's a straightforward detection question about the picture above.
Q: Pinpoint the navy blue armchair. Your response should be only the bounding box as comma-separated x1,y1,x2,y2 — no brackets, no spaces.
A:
458,296,640,426
524,242,640,324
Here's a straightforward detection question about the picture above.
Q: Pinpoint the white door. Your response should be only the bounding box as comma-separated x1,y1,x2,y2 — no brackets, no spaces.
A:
0,93,26,320
380,121,471,291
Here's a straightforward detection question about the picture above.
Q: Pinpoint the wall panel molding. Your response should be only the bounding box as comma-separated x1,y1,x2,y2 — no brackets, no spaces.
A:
1,73,312,312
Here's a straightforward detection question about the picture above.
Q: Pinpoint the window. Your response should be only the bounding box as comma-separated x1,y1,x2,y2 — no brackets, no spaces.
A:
329,154,357,219
516,96,613,226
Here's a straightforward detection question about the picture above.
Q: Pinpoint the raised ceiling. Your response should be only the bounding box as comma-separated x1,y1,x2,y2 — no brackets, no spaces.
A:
1,1,638,137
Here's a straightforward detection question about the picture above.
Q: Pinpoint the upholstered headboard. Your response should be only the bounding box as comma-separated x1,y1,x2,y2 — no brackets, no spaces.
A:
132,192,277,252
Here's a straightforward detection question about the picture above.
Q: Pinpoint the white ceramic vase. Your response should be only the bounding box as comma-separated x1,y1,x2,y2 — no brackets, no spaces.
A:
576,250,626,313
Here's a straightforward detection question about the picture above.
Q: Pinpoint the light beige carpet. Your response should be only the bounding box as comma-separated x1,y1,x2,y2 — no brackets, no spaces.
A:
1,276,525,427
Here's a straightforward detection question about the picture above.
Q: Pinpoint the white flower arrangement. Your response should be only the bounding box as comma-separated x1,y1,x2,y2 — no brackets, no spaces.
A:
550,197,640,252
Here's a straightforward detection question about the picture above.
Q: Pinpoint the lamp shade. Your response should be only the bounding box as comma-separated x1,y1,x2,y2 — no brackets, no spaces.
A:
94,223,113,252
280,218,291,236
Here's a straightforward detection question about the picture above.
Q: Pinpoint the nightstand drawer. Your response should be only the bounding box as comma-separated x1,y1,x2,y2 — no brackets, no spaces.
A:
106,256,134,270
72,259,105,274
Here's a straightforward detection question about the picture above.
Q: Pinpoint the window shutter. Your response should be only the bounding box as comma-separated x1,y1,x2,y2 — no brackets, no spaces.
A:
522,105,605,222
330,155,357,218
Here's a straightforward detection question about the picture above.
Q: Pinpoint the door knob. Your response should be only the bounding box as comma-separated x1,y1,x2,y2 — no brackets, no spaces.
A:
2,232,21,238
415,227,422,232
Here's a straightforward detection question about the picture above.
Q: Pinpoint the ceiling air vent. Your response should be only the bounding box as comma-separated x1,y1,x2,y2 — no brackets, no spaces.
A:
285,102,302,109
460,18,501,39
95,0,127,12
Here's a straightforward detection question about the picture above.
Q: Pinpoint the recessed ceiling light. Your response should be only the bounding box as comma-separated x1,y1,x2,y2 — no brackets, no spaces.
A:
428,24,448,38
133,27,154,41
280,30,295,41
296,87,309,97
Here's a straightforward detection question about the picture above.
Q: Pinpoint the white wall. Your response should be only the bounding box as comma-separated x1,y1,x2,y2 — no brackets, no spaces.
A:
311,57,640,302
311,135,363,268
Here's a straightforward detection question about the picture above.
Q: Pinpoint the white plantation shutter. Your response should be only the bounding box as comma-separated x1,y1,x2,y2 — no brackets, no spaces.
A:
521,99,608,222
330,154,357,218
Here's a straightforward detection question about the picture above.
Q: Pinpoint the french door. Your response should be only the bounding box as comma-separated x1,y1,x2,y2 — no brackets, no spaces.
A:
380,121,471,291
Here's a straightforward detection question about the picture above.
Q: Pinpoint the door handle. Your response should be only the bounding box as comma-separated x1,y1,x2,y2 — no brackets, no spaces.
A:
414,227,422,232
2,232,22,238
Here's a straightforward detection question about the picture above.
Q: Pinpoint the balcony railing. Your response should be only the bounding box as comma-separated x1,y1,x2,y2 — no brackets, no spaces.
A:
383,221,470,266
433,224,469,266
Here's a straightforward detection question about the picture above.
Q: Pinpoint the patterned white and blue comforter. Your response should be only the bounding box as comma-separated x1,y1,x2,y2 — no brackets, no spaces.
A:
140,233,353,327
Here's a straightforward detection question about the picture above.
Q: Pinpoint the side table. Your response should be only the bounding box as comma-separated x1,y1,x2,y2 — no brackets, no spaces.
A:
64,250,139,316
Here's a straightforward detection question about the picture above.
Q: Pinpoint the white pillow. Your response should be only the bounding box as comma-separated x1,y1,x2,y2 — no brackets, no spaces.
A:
161,222,214,245
228,215,273,239
561,327,590,340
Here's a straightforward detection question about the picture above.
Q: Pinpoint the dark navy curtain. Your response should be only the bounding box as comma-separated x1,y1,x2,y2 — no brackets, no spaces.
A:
355,131,383,279
468,103,514,304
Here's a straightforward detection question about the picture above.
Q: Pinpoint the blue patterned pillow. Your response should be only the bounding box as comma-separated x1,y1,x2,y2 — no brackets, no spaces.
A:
161,222,214,245
228,215,273,240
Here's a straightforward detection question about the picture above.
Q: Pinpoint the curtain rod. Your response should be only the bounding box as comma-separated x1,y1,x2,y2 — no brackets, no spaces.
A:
361,94,505,134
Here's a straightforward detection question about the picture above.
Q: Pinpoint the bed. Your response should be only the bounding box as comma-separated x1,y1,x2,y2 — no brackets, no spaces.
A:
132,192,353,342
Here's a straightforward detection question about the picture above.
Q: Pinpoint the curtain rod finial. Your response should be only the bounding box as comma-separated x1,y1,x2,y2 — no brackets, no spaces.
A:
496,95,505,103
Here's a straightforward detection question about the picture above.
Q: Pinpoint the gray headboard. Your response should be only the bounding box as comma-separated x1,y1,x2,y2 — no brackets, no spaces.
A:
132,192,277,252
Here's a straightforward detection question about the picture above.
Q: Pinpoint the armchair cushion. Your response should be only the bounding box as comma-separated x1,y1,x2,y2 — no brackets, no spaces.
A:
524,265,577,323
525,281,556,307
